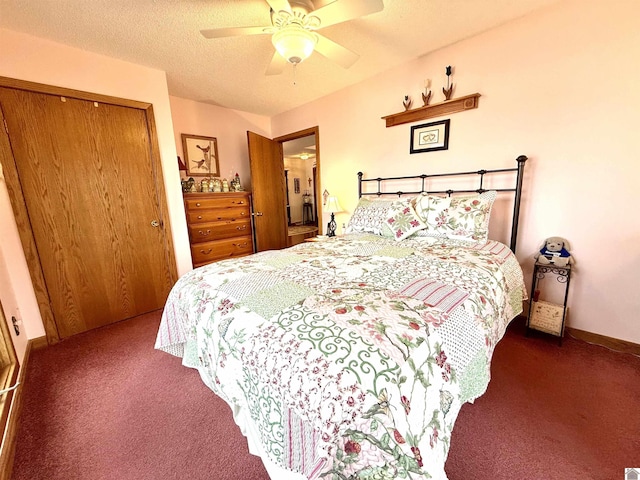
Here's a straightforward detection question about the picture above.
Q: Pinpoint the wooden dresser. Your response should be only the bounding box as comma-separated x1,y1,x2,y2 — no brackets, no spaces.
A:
184,192,254,267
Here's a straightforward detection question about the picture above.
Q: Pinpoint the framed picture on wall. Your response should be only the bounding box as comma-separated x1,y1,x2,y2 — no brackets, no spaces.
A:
410,119,450,154
181,133,221,177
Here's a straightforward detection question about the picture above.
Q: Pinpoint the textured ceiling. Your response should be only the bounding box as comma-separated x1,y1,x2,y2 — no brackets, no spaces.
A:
0,0,557,117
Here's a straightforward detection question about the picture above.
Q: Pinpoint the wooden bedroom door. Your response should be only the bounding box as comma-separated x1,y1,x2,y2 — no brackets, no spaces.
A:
247,131,288,251
0,87,175,339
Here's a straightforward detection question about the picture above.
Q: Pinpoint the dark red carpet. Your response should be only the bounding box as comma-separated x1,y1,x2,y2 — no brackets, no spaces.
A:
11,312,640,479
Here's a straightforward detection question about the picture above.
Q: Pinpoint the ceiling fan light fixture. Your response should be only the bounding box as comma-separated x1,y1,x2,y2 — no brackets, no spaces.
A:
272,26,317,65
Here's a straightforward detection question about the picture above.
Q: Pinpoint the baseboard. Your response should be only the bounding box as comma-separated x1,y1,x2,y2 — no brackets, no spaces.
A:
513,314,640,356
0,336,36,480
30,335,48,350
565,327,640,356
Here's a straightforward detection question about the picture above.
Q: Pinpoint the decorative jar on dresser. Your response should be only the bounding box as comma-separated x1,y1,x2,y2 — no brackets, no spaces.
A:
183,192,254,267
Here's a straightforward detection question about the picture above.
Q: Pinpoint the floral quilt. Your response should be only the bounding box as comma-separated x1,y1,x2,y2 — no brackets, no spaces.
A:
156,234,525,480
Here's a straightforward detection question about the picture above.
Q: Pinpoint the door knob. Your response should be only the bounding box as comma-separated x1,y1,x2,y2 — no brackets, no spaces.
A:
252,212,263,217
150,220,160,227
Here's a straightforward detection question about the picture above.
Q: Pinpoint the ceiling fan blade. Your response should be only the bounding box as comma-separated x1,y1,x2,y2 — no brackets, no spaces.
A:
265,0,292,15
265,50,288,76
314,33,360,69
200,26,272,39
311,0,384,29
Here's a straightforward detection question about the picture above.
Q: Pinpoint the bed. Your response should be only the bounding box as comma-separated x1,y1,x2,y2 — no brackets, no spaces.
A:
156,156,528,480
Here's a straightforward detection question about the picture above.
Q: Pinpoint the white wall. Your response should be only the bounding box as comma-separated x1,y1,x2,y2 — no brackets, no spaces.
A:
272,0,640,344
0,28,192,360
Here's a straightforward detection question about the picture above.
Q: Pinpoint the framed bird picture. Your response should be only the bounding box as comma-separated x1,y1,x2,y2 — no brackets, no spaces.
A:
181,133,220,177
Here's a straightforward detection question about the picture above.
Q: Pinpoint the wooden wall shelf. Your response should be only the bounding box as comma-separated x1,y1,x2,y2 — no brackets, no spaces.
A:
382,93,481,128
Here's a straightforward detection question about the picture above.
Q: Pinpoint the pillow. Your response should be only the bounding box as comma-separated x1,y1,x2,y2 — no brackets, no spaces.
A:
413,190,497,243
383,199,427,241
345,197,395,235
414,193,451,232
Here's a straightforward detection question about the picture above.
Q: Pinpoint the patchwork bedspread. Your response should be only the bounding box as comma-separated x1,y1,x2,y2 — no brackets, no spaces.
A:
156,234,525,480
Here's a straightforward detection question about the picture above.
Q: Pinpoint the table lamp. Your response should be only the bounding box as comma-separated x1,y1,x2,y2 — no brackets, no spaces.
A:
324,196,343,237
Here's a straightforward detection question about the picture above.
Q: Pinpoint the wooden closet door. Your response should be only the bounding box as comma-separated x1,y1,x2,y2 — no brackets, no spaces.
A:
0,88,174,338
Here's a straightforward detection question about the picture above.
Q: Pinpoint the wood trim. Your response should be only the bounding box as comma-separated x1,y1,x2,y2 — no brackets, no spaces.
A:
274,126,318,144
0,101,60,344
29,336,48,351
565,327,640,356
0,76,151,110
145,104,178,286
381,93,481,128
0,338,35,480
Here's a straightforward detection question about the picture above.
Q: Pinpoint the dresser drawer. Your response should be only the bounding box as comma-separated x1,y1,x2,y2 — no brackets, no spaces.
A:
186,206,250,223
188,219,251,243
185,196,249,211
191,235,253,266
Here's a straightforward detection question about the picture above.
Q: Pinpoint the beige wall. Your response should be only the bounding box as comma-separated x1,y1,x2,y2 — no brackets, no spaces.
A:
169,96,271,192
272,0,640,344
0,28,192,362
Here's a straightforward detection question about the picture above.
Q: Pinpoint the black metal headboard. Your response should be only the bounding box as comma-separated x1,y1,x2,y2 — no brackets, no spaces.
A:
357,155,527,253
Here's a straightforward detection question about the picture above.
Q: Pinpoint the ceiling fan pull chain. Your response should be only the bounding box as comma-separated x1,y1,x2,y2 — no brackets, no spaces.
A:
293,62,297,86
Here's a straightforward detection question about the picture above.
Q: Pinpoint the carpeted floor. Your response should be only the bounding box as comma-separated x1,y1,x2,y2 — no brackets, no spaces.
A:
10,312,640,479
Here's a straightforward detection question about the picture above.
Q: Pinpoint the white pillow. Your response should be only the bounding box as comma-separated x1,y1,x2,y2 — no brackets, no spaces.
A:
345,197,395,235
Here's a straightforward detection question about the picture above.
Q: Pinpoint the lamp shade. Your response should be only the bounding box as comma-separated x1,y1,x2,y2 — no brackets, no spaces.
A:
272,25,317,64
324,196,343,214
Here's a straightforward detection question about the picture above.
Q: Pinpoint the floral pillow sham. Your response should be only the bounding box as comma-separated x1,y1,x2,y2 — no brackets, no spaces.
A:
383,199,427,241
413,190,497,243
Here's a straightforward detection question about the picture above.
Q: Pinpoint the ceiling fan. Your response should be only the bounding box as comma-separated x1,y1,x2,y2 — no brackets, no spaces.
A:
200,0,384,75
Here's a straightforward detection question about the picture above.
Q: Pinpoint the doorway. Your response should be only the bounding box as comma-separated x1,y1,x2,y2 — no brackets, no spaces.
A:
282,133,318,246
247,126,321,252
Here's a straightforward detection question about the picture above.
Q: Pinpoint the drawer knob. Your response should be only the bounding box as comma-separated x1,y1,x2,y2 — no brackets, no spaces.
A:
200,248,213,255
236,225,247,231
198,229,211,236
195,202,201,207
233,242,247,248
197,215,203,220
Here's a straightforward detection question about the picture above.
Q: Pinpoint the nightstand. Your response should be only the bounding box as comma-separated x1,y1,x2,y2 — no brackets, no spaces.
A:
526,262,572,345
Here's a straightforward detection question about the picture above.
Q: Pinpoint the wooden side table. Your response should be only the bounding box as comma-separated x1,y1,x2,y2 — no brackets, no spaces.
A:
526,262,572,345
